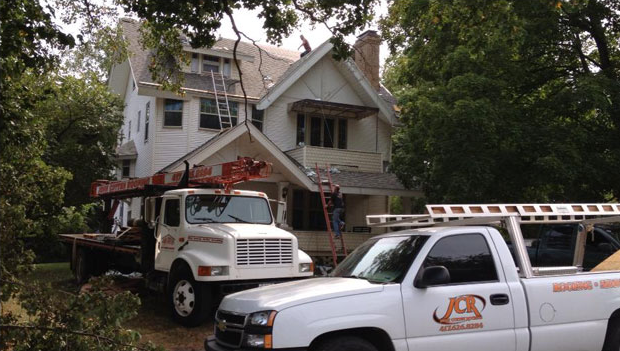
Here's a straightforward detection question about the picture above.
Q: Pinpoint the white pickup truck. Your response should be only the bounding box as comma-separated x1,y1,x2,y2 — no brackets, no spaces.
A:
205,203,620,351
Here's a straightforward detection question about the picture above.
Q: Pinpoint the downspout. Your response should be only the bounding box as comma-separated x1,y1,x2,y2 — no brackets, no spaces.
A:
375,112,379,153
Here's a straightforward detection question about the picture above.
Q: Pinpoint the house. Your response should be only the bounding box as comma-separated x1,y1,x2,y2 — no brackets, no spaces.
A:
107,18,421,255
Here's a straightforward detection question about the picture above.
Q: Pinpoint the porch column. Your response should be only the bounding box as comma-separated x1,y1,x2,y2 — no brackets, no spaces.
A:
277,181,290,202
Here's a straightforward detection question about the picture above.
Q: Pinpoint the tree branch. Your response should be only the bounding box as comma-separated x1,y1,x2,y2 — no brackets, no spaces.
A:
0,324,153,351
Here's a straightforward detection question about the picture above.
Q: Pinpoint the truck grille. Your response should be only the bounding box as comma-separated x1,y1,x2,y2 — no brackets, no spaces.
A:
236,238,293,266
215,310,246,348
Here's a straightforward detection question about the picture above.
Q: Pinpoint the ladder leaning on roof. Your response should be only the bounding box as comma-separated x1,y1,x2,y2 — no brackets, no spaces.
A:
210,72,233,129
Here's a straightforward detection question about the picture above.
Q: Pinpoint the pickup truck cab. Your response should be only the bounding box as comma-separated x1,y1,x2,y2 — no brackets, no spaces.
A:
205,203,620,351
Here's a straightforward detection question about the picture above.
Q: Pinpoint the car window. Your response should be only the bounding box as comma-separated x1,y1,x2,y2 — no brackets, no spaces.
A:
423,234,498,285
164,199,180,227
543,225,573,250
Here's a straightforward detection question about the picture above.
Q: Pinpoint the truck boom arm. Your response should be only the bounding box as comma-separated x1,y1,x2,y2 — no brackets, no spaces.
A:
90,157,272,199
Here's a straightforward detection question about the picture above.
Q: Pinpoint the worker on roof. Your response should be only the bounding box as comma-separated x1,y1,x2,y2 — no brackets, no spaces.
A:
298,34,311,57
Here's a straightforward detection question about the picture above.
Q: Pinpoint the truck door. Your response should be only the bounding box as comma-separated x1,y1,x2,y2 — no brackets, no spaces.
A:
154,197,181,271
402,232,516,351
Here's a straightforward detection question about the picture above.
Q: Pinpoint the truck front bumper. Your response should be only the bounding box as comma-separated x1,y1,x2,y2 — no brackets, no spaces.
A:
205,336,307,351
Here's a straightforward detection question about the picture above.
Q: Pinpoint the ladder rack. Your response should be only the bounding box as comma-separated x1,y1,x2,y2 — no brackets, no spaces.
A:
367,203,620,227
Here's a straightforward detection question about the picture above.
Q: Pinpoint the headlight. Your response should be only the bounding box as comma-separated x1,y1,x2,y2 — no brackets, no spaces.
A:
248,310,277,326
299,262,314,273
197,266,229,276
245,334,273,348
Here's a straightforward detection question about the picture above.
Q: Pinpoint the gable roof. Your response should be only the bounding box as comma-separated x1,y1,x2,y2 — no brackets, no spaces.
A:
118,18,299,99
160,123,419,196
255,40,397,125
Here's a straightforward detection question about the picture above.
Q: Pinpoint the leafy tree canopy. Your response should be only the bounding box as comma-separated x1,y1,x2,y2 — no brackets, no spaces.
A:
117,0,379,90
382,0,620,203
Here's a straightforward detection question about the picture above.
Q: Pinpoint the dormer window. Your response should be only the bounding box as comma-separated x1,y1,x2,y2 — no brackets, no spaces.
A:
203,55,220,73
186,52,234,77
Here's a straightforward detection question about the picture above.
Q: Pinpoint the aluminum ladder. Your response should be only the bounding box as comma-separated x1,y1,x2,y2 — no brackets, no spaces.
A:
315,163,348,267
210,72,233,129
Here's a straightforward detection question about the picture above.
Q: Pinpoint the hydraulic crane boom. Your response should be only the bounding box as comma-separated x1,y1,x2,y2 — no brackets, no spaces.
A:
90,157,272,199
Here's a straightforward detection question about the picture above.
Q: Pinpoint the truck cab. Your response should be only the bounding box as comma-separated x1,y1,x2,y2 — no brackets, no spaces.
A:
145,188,313,326
206,203,620,351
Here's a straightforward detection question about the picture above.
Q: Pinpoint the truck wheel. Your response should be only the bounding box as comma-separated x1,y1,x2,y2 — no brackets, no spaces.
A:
313,336,378,351
603,318,620,351
74,248,91,284
168,264,212,327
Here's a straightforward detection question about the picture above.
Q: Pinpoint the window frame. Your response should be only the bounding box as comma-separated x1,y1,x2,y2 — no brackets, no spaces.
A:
300,114,348,149
164,99,183,128
202,54,220,73
251,105,264,131
121,159,131,178
420,233,500,287
199,98,238,130
144,101,150,142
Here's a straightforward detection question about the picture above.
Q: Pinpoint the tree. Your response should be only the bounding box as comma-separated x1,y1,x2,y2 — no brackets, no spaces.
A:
381,0,620,203
117,0,379,91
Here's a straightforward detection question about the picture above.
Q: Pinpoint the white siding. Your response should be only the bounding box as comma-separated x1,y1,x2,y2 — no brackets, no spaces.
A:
121,75,155,177
263,56,393,162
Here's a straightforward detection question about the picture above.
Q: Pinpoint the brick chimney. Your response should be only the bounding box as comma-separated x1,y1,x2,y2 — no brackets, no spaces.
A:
353,30,381,91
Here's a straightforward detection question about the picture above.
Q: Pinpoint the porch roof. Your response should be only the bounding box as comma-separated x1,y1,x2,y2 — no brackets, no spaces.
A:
289,99,379,119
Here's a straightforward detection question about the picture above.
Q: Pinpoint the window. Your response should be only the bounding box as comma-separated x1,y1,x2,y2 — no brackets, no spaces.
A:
296,114,306,146
164,199,180,227
203,54,220,73
544,226,573,250
252,105,264,131
191,53,199,73
302,115,347,148
422,234,498,285
223,58,232,77
338,119,347,149
310,117,321,146
137,111,141,132
164,99,183,127
200,99,238,129
323,118,335,148
122,159,130,177
144,101,150,142
128,120,131,140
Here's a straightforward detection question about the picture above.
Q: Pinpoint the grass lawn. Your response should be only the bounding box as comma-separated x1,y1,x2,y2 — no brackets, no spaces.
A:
2,262,213,351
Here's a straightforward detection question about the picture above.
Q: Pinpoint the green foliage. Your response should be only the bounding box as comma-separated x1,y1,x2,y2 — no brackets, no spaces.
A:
38,74,124,207
118,0,378,91
382,0,620,203
0,277,162,351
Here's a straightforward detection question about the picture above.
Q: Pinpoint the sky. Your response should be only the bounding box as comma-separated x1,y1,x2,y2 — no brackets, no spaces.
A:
216,1,391,67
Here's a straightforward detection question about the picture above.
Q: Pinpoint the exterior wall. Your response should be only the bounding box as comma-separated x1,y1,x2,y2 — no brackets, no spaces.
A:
263,55,393,164
121,75,156,178
151,95,248,172
285,146,382,172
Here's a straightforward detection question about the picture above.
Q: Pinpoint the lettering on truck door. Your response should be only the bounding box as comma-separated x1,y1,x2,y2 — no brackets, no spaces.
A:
401,231,516,351
155,197,182,271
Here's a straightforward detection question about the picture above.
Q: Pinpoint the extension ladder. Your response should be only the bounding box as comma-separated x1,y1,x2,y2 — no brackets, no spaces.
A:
315,163,348,267
210,72,233,129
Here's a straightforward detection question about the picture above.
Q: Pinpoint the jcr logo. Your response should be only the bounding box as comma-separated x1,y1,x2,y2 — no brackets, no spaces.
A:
433,295,486,325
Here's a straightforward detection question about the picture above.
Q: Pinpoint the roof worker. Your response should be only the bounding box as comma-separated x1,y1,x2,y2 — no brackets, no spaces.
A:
327,184,345,239
298,34,312,57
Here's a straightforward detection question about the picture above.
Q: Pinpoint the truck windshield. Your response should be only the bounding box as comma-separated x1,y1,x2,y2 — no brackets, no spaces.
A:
332,235,429,283
185,195,272,225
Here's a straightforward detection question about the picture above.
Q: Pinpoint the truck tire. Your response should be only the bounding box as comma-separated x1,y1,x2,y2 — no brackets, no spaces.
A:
168,264,212,327
313,336,378,351
603,317,620,351
74,248,91,284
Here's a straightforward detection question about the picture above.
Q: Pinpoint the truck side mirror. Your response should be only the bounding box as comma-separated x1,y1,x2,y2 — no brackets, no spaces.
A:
269,200,287,227
415,266,450,288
